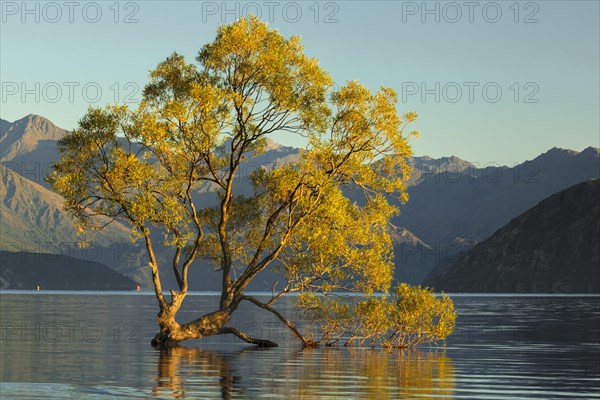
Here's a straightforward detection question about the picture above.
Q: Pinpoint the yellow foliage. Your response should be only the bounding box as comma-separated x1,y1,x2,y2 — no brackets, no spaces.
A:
46,17,449,348
298,284,457,349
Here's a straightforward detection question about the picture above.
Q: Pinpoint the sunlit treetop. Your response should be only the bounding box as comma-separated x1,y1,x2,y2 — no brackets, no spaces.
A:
48,17,442,349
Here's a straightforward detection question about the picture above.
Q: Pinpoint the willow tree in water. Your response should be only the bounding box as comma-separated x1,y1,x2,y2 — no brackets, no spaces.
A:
50,17,455,348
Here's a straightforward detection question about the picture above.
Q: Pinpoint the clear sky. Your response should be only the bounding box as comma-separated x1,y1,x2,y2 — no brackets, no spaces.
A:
1,0,598,165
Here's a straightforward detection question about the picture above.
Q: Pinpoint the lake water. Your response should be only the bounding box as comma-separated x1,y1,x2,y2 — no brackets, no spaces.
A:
0,293,598,399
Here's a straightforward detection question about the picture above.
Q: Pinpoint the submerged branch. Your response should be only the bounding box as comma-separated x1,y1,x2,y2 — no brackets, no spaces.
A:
219,326,278,347
240,295,316,348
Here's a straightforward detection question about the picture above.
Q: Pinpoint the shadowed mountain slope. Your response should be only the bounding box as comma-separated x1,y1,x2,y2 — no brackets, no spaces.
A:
425,180,600,293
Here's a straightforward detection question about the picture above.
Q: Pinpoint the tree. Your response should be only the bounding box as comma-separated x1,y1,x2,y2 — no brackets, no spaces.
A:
49,17,455,348
297,284,456,348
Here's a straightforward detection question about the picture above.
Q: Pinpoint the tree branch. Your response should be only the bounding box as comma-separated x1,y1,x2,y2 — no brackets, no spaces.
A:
240,295,315,347
143,230,168,310
219,326,278,347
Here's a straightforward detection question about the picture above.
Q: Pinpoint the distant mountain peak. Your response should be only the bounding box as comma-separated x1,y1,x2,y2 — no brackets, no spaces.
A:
536,147,578,159
444,155,462,161
406,154,476,186
0,115,67,161
580,146,600,156
23,113,46,121
263,137,283,151
17,114,64,136
449,237,478,247
390,226,431,248
409,154,474,167
530,146,598,168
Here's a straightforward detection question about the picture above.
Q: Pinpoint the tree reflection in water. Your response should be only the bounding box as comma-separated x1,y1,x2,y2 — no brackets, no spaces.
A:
152,346,454,399
153,347,237,399
288,348,455,399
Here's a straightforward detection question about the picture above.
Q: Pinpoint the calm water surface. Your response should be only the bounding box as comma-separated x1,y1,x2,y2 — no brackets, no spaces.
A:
0,293,598,399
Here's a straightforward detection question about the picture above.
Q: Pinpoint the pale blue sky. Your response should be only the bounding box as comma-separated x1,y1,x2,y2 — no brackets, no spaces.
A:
1,1,598,165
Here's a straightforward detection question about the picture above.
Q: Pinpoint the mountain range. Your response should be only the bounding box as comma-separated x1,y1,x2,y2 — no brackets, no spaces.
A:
0,250,138,290
390,146,599,283
1,114,598,291
425,179,600,293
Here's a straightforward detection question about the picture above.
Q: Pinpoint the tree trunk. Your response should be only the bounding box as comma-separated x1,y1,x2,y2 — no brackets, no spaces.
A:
151,308,233,348
150,301,279,348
